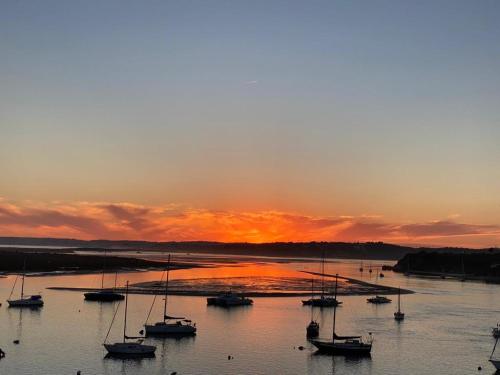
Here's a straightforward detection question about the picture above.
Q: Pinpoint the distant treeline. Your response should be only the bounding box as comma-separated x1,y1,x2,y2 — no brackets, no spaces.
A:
394,250,500,278
1,237,496,260
0,250,171,273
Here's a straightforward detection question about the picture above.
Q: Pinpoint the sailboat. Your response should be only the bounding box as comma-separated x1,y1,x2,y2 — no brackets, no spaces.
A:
312,274,373,355
490,336,500,370
302,251,342,307
306,279,319,338
7,258,43,308
85,251,124,302
103,281,156,357
367,270,392,304
394,288,405,321
207,292,253,306
144,255,196,336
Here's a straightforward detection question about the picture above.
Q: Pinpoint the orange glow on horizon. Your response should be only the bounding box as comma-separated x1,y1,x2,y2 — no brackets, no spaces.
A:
0,199,499,248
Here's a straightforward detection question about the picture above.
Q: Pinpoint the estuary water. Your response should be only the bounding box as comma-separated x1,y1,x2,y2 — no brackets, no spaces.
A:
0,256,499,375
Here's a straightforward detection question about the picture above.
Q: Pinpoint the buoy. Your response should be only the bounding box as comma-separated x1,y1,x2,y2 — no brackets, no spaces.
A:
13,340,19,344
77,371,81,375
170,372,177,375
298,346,305,351
478,366,482,371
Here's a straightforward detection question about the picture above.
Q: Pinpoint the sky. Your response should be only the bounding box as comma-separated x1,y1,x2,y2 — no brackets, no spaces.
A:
1,0,499,247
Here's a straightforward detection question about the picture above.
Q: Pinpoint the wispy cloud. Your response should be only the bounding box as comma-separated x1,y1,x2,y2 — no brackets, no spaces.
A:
0,199,499,247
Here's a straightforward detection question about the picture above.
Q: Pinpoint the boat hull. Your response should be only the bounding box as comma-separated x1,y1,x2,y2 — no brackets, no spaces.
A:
394,312,405,320
7,298,43,307
367,296,392,304
104,343,156,357
312,340,372,356
84,291,124,301
145,323,196,336
490,359,500,370
207,297,253,307
302,298,342,307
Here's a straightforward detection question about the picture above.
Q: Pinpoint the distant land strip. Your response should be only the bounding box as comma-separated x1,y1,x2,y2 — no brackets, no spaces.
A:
0,250,195,274
1,236,498,260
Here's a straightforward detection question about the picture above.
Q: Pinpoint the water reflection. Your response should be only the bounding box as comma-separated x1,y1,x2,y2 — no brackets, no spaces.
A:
1,258,500,374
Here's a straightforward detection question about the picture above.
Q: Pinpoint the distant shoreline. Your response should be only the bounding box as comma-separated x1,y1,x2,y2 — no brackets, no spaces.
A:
0,249,198,274
394,252,500,283
2,236,495,261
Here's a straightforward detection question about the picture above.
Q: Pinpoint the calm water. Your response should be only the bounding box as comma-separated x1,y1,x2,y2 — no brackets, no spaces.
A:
0,257,499,374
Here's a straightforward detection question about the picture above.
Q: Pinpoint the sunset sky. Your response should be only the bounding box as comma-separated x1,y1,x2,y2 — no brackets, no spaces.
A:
1,1,499,247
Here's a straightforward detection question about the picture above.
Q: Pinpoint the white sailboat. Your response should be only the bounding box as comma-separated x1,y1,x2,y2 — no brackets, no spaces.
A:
144,255,196,336
103,281,156,357
312,274,373,355
7,259,43,308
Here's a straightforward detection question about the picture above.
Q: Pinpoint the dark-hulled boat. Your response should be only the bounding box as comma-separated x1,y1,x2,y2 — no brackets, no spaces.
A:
84,251,124,302
312,274,373,355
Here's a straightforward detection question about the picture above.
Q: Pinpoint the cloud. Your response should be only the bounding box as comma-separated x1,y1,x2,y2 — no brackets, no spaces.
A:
0,200,499,247
398,221,498,238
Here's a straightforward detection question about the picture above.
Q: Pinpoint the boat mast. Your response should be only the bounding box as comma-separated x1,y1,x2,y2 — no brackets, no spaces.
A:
21,258,26,299
321,250,325,298
113,271,118,291
332,274,338,342
491,337,500,360
310,278,314,321
101,250,106,290
398,287,401,313
163,254,171,322
123,281,129,343
332,274,338,343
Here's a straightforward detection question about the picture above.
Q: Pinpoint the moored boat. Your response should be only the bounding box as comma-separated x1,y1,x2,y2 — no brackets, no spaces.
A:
144,254,196,336
302,251,342,307
84,290,124,302
207,292,253,307
312,274,373,355
367,295,392,304
103,281,156,358
85,253,124,302
394,288,405,321
8,295,44,307
7,258,44,308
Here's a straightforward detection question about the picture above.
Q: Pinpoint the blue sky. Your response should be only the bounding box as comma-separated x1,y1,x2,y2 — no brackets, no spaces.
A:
1,1,499,245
